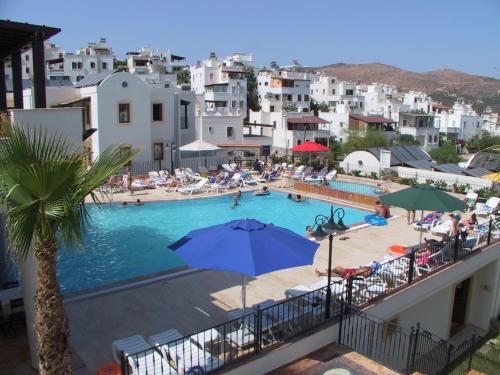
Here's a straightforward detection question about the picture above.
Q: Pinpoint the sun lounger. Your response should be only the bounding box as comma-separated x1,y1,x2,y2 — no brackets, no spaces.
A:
325,170,337,180
412,212,444,231
221,164,234,174
184,168,201,180
178,178,208,195
149,329,223,374
464,191,478,211
475,197,499,216
430,220,452,236
304,168,328,182
112,334,177,375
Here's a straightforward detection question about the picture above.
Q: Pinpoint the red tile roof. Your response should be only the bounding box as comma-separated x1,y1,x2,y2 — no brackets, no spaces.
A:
349,114,397,123
287,116,329,124
433,103,450,110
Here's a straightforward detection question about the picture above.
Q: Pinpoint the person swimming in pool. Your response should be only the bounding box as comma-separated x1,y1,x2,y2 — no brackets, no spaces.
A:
119,201,128,208
288,193,306,202
135,199,144,206
254,186,269,195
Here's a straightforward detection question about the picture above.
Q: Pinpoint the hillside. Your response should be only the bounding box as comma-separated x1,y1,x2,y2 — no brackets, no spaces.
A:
311,63,500,112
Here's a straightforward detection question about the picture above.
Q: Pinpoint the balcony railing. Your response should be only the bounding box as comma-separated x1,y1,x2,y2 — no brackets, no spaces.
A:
120,221,499,374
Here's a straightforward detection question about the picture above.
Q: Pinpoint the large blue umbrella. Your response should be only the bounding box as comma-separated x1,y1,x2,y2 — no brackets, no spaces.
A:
169,218,319,315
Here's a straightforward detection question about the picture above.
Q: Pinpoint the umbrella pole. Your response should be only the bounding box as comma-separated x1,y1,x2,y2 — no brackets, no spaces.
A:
242,274,247,317
419,210,424,249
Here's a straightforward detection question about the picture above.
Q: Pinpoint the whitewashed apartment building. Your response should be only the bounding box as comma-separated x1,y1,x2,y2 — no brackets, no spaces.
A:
359,82,402,122
22,71,196,167
310,73,365,113
434,100,483,141
256,68,311,113
190,52,248,158
482,107,500,136
126,46,186,88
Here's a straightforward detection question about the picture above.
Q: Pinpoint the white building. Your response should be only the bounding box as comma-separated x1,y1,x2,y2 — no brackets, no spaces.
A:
402,91,433,113
23,71,195,166
247,110,330,153
256,69,311,113
126,47,186,88
310,74,365,114
482,108,500,136
190,52,249,158
53,38,115,84
434,101,483,141
399,112,439,151
316,102,351,143
224,52,254,67
359,83,402,121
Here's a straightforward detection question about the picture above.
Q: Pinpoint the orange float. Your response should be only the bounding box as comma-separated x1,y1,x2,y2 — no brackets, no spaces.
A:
387,245,407,256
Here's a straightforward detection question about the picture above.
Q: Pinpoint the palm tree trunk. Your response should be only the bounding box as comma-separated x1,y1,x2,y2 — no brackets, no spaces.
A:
35,240,72,375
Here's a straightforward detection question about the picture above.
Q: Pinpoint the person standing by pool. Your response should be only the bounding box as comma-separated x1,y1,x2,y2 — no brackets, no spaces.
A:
407,209,416,224
231,190,242,209
127,168,133,195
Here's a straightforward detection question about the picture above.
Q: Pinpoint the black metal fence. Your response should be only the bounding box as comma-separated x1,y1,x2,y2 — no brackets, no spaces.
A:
120,222,499,374
447,333,500,375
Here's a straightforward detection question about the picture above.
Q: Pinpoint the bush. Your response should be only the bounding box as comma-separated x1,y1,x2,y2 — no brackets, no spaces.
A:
370,172,378,179
433,180,448,190
399,177,418,186
425,179,434,185
467,131,500,153
337,166,346,175
475,187,498,199
429,141,460,164
351,170,361,177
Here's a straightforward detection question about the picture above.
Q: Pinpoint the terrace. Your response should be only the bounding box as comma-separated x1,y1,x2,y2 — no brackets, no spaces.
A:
55,177,499,374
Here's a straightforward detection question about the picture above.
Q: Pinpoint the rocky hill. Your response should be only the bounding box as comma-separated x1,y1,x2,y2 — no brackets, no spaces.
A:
310,63,500,112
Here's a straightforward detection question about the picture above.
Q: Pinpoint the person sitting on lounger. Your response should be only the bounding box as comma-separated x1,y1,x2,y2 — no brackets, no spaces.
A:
315,265,373,278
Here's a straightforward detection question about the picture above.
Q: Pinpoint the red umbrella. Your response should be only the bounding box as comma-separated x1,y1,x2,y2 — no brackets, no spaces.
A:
291,141,330,152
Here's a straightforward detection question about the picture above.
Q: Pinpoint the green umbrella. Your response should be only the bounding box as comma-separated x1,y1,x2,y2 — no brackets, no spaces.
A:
380,184,468,248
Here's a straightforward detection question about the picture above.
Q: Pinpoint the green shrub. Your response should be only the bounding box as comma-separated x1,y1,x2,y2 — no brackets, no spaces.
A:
433,180,448,190
399,177,418,186
370,172,378,179
476,187,498,199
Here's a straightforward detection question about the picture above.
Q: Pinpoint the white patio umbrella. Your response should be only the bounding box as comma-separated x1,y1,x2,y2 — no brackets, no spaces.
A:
179,139,220,170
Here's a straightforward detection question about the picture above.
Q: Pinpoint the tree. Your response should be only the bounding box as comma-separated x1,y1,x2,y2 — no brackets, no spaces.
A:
396,134,420,145
243,65,260,113
429,141,460,164
0,125,137,375
113,59,127,72
310,99,329,116
328,136,343,161
282,102,298,112
342,130,390,155
466,131,500,153
177,69,191,85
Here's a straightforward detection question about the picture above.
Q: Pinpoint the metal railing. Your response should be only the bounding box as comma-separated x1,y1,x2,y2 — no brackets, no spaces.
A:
120,221,499,374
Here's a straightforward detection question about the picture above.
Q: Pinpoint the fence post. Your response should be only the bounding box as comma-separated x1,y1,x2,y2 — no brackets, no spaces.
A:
409,323,421,374
453,233,460,261
255,305,262,354
347,277,354,306
467,334,476,371
120,350,128,375
405,326,415,374
408,251,415,284
487,217,493,245
443,344,453,375
338,299,344,343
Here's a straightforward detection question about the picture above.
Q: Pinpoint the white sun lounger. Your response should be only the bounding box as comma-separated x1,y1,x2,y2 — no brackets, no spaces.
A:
149,329,223,374
430,220,452,236
475,197,500,216
178,178,208,195
112,334,177,375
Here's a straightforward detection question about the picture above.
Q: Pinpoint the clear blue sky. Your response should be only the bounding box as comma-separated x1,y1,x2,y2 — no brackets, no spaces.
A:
2,0,499,78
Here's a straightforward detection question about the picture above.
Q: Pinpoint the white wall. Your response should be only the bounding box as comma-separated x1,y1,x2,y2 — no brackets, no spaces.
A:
9,108,83,148
341,151,381,171
468,260,500,331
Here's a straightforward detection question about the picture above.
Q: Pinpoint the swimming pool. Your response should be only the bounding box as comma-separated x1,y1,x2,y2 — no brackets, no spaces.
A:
306,180,381,196
57,191,369,293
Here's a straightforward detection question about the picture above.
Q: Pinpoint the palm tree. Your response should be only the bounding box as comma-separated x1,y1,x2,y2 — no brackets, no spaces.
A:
0,124,137,375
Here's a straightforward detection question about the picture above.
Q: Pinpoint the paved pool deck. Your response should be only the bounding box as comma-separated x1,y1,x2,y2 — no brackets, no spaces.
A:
70,178,459,373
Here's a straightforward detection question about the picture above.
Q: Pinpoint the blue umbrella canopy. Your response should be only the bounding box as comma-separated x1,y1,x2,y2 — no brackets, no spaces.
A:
169,218,320,276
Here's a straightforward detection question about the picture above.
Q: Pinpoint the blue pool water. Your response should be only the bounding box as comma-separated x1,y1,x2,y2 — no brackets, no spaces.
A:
57,191,368,293
327,181,381,196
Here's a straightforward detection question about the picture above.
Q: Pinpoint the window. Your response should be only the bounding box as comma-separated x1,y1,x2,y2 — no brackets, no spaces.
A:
332,89,336,95
331,79,335,83
72,62,77,70
102,62,107,69
339,137,343,142
239,100,244,108
25,67,30,74
227,127,233,137
76,75,84,82
209,73,213,80
463,121,467,127
118,103,130,123
403,119,407,126
78,62,83,69
340,122,343,128
153,143,164,160
322,89,325,94
270,105,275,112
231,101,237,108
434,135,438,143
25,54,29,61
181,116,188,129
304,95,309,102
208,126,214,134
360,102,363,109
298,94,302,102
418,120,424,127
273,121,276,127
428,135,432,143
287,94,292,101
90,62,96,69
311,89,313,94
346,89,354,95
264,81,268,86
152,103,163,121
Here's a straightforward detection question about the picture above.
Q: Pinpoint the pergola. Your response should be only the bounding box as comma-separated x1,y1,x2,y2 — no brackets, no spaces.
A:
0,19,61,110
